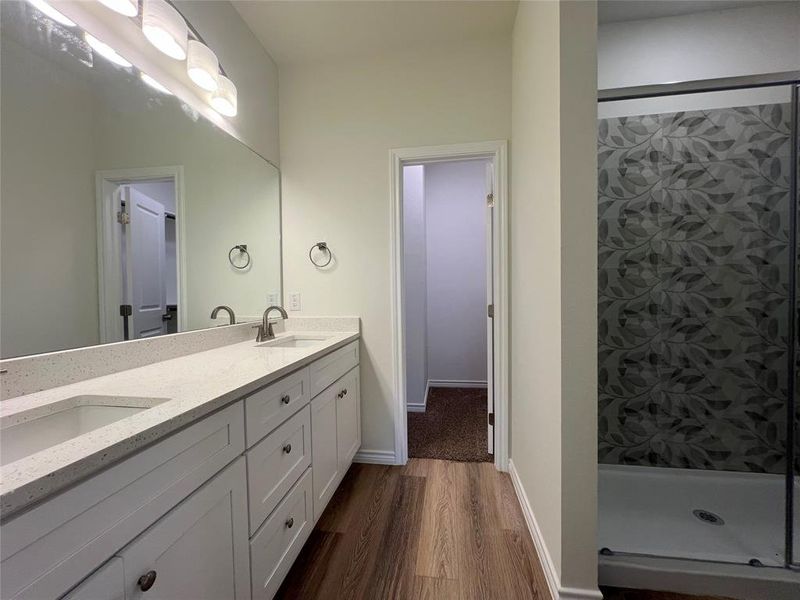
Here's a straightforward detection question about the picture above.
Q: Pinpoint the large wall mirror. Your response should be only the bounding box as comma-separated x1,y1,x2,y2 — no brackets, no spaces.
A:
0,1,282,359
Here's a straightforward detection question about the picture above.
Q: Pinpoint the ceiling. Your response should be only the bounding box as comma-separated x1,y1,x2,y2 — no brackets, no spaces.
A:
234,0,784,66
598,0,778,24
232,0,519,67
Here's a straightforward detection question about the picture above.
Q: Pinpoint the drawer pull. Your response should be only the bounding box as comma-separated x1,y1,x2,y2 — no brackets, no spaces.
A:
281,394,291,405
285,516,294,529
343,388,348,395
138,570,157,592
283,443,292,454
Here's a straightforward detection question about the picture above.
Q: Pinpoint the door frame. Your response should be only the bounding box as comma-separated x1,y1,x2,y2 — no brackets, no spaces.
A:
95,166,185,343
389,140,509,471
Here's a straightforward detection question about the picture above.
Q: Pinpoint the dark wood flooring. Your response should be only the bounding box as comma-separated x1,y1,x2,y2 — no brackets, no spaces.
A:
276,458,551,600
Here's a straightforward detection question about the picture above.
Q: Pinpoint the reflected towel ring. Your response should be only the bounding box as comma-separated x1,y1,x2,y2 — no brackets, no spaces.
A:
229,244,251,269
309,241,332,268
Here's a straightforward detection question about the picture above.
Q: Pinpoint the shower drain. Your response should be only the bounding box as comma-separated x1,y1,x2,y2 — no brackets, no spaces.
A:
693,509,725,526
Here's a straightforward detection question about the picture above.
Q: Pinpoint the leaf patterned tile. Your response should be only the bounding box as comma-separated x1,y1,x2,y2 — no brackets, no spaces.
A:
597,102,793,475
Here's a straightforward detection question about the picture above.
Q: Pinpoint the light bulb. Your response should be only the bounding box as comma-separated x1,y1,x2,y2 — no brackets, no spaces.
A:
142,0,188,60
141,73,172,95
27,0,76,27
85,33,132,68
211,75,237,117
98,0,138,17
187,40,219,92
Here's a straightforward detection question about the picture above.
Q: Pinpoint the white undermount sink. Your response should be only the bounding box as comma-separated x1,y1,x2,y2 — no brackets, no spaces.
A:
0,395,168,466
257,334,332,349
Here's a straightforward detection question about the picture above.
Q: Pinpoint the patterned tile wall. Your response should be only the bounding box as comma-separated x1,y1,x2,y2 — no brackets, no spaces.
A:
597,103,793,473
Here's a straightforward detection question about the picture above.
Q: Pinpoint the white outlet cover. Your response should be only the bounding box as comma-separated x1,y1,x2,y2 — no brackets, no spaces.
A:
289,292,301,311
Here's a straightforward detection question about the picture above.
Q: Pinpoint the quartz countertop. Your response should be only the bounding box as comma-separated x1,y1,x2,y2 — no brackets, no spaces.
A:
0,330,359,517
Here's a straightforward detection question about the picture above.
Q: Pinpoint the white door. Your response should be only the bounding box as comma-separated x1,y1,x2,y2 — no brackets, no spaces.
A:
125,186,168,339
485,162,495,454
117,458,251,600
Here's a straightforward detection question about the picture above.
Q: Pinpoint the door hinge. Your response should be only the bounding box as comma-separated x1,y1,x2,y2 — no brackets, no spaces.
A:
487,304,494,319
117,210,130,225
486,193,495,207
488,413,494,426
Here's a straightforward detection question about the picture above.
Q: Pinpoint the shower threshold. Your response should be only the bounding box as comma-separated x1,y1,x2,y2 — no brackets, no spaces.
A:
598,464,800,599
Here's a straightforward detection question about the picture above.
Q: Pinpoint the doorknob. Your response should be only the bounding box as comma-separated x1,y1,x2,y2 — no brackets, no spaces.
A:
138,570,157,592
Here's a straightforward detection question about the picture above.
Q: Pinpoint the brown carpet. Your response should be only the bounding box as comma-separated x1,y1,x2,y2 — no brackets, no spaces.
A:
407,387,492,462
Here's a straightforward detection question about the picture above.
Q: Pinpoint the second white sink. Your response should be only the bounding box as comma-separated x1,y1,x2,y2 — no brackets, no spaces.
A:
1,395,168,466
257,334,332,349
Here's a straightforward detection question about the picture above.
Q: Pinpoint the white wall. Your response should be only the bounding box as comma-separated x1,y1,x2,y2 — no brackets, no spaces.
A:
599,2,800,89
424,160,488,384
510,0,598,596
598,2,800,117
403,166,427,409
280,36,511,453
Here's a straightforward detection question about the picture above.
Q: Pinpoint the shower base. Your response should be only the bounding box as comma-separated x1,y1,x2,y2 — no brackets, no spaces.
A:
598,464,800,599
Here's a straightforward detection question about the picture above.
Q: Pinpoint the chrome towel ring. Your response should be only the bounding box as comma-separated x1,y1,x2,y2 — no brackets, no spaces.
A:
229,244,251,269
308,241,332,268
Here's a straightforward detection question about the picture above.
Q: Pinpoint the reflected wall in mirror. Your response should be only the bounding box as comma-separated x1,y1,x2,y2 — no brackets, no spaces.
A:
0,1,281,359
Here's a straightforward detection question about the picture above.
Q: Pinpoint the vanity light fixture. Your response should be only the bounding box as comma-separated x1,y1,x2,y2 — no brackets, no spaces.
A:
85,33,132,68
187,40,219,91
141,72,172,95
98,0,138,17
211,75,237,117
142,0,188,60
27,0,76,27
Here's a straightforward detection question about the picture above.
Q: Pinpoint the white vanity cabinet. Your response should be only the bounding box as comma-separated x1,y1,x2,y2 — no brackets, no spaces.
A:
0,338,361,600
116,457,251,600
311,366,361,520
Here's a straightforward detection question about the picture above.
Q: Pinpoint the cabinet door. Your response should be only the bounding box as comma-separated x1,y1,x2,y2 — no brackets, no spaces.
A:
62,558,124,600
311,385,339,521
118,457,251,600
336,367,361,471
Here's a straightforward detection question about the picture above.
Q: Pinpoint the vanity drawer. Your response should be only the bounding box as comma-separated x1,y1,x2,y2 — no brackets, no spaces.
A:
249,468,313,600
246,406,311,536
245,367,311,447
309,340,359,397
1,401,245,600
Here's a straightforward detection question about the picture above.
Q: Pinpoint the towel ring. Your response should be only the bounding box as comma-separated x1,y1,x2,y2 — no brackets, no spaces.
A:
308,241,332,268
229,244,251,269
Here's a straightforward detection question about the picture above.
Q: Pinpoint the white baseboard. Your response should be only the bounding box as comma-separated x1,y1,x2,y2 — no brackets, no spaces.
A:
508,459,602,600
353,449,397,465
427,379,488,389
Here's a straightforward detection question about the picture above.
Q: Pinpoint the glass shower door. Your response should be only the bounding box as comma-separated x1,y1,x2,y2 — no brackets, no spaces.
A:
597,84,796,569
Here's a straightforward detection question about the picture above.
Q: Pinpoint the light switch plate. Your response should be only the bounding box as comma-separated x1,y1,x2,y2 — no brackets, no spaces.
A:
289,292,301,311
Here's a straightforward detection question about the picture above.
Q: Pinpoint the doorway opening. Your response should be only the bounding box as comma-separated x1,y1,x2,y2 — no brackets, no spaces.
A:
403,159,492,462
96,167,184,343
390,141,508,470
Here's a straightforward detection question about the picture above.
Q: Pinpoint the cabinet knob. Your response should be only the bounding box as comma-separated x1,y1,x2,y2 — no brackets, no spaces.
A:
281,394,291,405
285,516,294,529
343,388,348,396
138,570,157,592
283,443,292,454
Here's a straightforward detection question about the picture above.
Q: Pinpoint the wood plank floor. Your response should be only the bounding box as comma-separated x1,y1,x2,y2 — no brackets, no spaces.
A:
276,459,552,600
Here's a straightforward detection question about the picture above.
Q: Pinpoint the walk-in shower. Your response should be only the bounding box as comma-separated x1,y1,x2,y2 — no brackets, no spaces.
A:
596,73,800,599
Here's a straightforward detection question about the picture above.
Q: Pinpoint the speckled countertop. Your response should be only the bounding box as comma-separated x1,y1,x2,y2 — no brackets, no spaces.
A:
0,331,359,518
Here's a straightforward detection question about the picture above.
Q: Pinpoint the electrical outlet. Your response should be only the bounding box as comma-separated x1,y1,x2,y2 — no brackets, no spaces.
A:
289,292,301,311
267,293,279,305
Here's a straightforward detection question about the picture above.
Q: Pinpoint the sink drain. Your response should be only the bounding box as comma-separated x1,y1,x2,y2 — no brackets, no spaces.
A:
693,509,725,526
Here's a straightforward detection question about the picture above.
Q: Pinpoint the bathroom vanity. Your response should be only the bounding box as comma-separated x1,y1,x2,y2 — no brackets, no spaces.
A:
0,325,361,600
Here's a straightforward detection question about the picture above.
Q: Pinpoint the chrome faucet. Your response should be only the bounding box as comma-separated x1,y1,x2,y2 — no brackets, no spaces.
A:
210,305,236,325
256,305,288,342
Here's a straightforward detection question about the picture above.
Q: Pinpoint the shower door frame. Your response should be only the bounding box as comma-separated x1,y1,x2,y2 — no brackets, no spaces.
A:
599,71,800,569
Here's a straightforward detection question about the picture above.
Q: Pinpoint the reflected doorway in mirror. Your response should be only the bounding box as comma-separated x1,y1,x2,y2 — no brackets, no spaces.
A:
96,166,184,344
